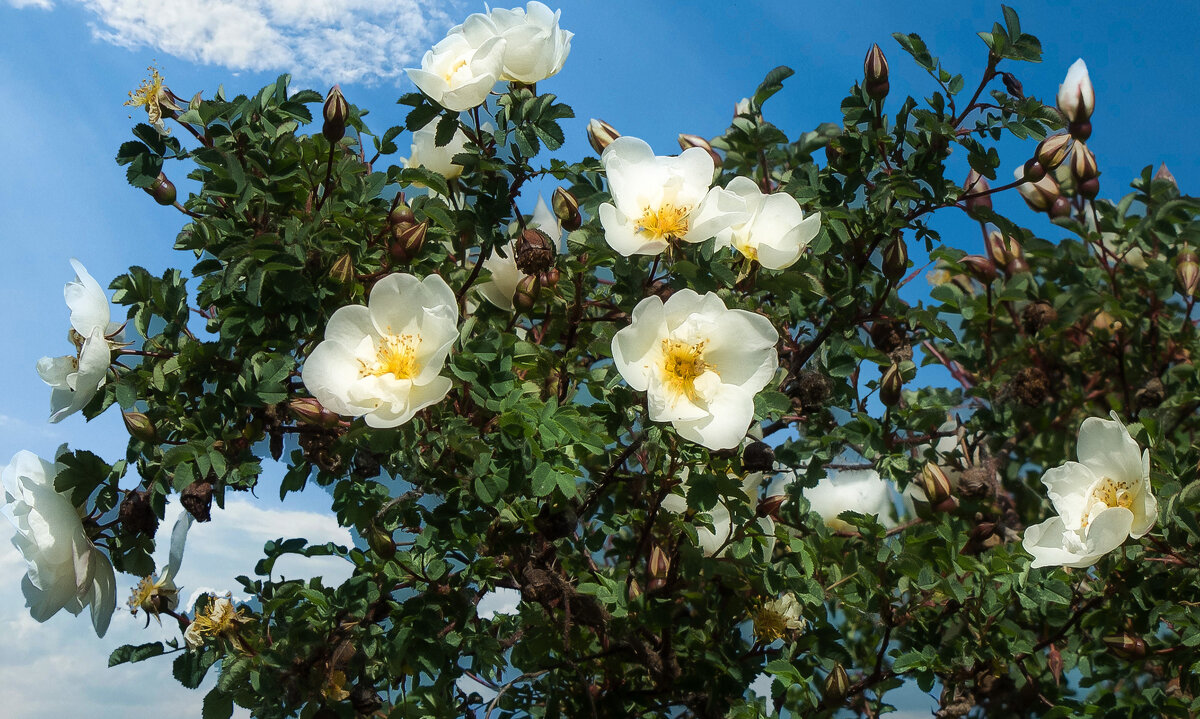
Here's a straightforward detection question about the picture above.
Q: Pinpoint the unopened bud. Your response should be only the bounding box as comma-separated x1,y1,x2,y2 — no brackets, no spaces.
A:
587,118,619,155
1103,634,1146,660
1057,59,1095,126
864,44,889,101
921,463,952,504
1155,163,1178,189
1001,72,1024,99
678,133,722,168
1014,166,1061,213
551,187,582,231
758,492,787,521
389,202,415,227
742,441,775,473
647,546,670,584
513,273,540,311
1071,142,1100,183
147,172,176,206
322,85,349,143
118,489,159,536
963,170,992,218
959,255,996,283
627,578,642,601
1035,134,1072,170
122,411,157,443
390,221,428,264
287,397,342,428
985,231,1012,267
330,252,354,284
879,363,903,407
366,523,396,560
882,237,908,282
180,480,213,523
1176,252,1200,297
823,664,851,701
516,228,556,275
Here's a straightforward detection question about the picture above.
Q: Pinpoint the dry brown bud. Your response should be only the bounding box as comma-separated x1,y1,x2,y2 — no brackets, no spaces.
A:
181,480,214,523
516,228,556,275
119,489,159,536
742,441,775,473
1022,301,1057,334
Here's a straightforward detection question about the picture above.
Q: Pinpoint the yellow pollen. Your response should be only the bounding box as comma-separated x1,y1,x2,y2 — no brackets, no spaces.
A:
190,598,247,639
753,607,790,642
363,334,421,380
1080,476,1133,528
125,66,166,109
660,338,707,401
636,203,691,240
127,575,155,614
444,59,469,84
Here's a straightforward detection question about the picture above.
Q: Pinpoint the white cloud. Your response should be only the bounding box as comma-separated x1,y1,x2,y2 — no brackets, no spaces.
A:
9,0,458,84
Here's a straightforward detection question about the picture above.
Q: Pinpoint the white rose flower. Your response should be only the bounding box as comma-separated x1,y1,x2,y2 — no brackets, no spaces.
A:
692,176,822,270
128,511,192,622
485,1,572,84
302,273,459,429
1023,414,1157,569
753,592,805,642
36,260,121,423
599,136,738,257
478,195,563,311
406,118,472,181
405,19,506,111
611,289,779,450
1057,58,1095,124
662,471,775,557
802,469,897,532
1,450,116,637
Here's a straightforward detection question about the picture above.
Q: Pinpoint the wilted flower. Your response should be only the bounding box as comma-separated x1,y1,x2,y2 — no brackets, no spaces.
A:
478,196,562,311
803,469,897,532
482,1,572,84
611,289,779,450
2,450,116,637
662,471,777,557
1023,414,1157,569
1057,58,1095,124
128,512,192,624
405,19,506,111
302,273,459,428
406,117,472,181
598,136,725,256
125,65,182,135
184,594,251,649
36,259,122,423
753,593,805,642
692,177,822,270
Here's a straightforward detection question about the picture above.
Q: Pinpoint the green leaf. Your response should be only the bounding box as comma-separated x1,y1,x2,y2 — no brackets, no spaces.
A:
752,65,794,108
109,642,166,667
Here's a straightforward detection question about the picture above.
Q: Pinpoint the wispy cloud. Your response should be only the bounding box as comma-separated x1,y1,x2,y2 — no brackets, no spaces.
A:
7,0,458,84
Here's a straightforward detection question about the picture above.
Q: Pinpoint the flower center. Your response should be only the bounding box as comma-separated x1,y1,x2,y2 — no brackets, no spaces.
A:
1080,476,1134,528
660,338,707,401
363,334,422,380
732,234,758,262
753,607,790,642
191,598,246,640
125,67,165,110
444,58,469,85
127,575,156,614
636,203,690,240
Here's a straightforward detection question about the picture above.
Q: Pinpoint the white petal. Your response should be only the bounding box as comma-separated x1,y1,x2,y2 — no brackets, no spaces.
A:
64,259,111,336
1076,416,1145,490
672,383,756,450
611,296,669,392
87,552,117,637
1039,461,1096,530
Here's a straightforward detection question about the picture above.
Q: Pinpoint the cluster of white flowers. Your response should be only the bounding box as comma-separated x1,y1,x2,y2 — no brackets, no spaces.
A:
405,1,572,111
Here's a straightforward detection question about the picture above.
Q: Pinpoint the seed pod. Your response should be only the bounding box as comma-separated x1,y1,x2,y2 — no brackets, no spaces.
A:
181,480,214,523
586,118,620,155
1049,196,1073,219
516,228,556,275
742,441,775,473
552,187,582,231
147,172,176,206
118,489,159,536
1023,159,1046,183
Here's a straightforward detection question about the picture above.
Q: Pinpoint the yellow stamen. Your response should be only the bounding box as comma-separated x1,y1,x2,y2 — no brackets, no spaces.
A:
753,607,791,642
362,334,422,380
1080,476,1134,528
660,338,707,401
636,203,690,241
733,235,758,262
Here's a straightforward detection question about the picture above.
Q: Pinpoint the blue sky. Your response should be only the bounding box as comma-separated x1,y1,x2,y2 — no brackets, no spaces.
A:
0,0,1197,715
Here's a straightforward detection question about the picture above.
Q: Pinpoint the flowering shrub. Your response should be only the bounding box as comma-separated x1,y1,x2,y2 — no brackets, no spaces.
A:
8,4,1200,717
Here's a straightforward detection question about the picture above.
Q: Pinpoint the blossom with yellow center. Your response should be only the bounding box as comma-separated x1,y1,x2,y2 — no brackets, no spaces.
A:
599,137,740,257
691,176,822,270
127,512,191,624
183,594,251,650
1023,413,1157,569
124,66,181,135
753,594,804,642
405,18,505,111
612,289,779,450
302,273,459,429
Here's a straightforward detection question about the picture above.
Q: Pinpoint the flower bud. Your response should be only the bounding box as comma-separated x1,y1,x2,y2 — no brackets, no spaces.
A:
1103,634,1146,660
366,522,396,560
1176,252,1200,297
963,170,992,218
823,664,851,701
959,255,997,283
389,202,415,227
552,187,582,231
627,578,642,601
678,133,722,168
513,273,540,311
1049,196,1072,219
122,410,158,443
864,44,889,101
734,97,753,118
921,463,952,504
287,397,342,428
322,85,349,143
118,489,159,536
587,118,620,155
985,230,1012,267
516,228,556,276
1014,166,1061,213
1155,163,1178,189
882,237,908,282
1035,134,1072,170
1057,59,1095,125
879,363,903,407
1071,142,1099,182
390,221,428,264
758,492,787,521
330,252,354,284
181,480,213,523
647,545,669,592
146,172,177,206
1001,71,1024,99
742,441,775,473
